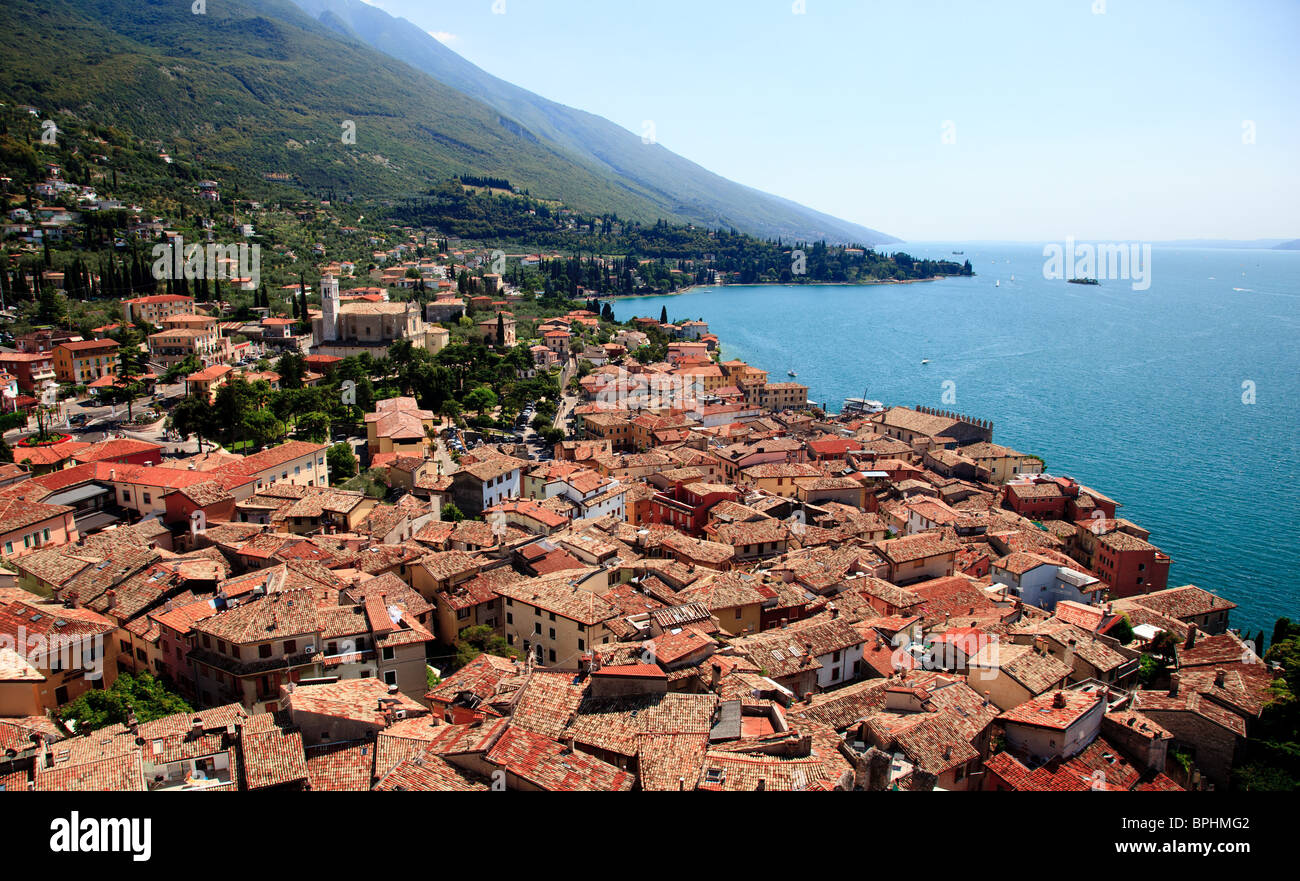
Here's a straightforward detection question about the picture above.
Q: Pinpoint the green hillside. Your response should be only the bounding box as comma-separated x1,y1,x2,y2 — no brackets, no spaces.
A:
0,0,667,218
295,0,897,246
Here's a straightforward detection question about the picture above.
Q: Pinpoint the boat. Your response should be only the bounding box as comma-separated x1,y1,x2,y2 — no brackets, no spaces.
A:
952,250,964,255
995,280,1000,287
1067,278,1100,286
787,370,797,377
921,359,930,365
1010,274,1014,281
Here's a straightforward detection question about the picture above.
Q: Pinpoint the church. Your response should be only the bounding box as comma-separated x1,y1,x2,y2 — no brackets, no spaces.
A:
312,273,450,359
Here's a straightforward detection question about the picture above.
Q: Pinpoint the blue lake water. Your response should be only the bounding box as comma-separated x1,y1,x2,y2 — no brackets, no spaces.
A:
611,243,1300,635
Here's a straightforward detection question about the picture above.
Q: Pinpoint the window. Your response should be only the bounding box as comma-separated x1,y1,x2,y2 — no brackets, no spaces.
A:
549,628,556,640
384,669,398,686
258,643,272,659
284,640,296,654
506,612,513,625
142,493,151,505
548,649,556,662
381,647,394,661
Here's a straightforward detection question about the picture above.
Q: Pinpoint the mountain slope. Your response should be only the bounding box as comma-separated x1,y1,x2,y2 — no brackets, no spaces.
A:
0,0,682,220
293,0,897,245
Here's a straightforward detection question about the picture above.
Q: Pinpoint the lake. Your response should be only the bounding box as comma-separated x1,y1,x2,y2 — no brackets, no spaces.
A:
610,243,1300,635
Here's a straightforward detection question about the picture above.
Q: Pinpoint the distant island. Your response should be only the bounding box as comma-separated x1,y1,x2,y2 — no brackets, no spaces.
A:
1068,278,1100,286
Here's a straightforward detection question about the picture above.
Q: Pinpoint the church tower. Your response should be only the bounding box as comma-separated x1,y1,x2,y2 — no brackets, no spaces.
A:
321,273,340,342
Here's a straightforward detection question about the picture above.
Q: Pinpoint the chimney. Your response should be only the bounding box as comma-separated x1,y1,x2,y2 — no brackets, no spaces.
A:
1033,636,1046,655
1063,638,1076,669
387,684,399,695
804,692,814,704
983,690,991,707
1185,628,1197,649
830,603,839,620
564,736,576,754
710,662,721,689
1169,673,1181,697
104,589,116,609
1214,668,1226,688
1052,691,1067,709
189,716,203,739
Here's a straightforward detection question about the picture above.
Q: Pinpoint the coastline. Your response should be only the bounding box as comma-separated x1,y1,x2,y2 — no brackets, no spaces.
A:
599,275,957,300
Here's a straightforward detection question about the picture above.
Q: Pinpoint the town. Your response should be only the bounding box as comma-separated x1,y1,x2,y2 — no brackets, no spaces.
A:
0,103,1292,797
0,268,1288,792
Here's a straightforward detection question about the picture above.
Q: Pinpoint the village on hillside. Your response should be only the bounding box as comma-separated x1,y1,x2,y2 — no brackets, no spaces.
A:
0,266,1282,792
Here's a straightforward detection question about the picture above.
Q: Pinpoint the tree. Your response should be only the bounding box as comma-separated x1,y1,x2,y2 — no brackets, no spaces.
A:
59,672,191,733
659,305,668,324
1231,617,1300,790
110,329,148,421
441,502,465,522
462,385,497,418
163,353,202,384
167,394,213,453
277,352,307,390
296,411,331,443
452,625,519,669
327,442,358,482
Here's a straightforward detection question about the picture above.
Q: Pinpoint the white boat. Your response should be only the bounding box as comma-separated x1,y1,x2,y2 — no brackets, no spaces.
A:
995,280,1000,287
787,370,797,377
1010,274,1015,281
921,359,930,365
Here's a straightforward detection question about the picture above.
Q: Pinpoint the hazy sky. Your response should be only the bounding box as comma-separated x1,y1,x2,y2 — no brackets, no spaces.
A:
357,0,1298,242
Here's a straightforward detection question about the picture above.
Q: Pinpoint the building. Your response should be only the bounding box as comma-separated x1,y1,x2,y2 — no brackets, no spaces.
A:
53,339,119,385
148,313,227,367
121,294,196,325
188,589,434,713
185,364,233,403
0,594,116,714
0,352,57,395
494,569,619,666
313,274,449,358
0,497,79,559
365,397,436,458
450,454,527,516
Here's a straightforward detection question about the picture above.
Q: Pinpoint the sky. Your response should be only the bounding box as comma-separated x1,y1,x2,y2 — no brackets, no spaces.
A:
355,0,1298,242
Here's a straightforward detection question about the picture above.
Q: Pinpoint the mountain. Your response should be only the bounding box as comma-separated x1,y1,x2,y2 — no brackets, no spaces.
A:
0,0,893,245
291,0,896,246
1273,239,1300,250
0,0,663,216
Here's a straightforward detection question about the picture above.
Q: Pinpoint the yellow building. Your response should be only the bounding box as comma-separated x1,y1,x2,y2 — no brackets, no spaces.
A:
495,568,619,668
364,397,436,457
53,339,120,385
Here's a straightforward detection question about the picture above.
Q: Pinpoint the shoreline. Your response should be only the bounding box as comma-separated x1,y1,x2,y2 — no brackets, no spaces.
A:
599,275,960,300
